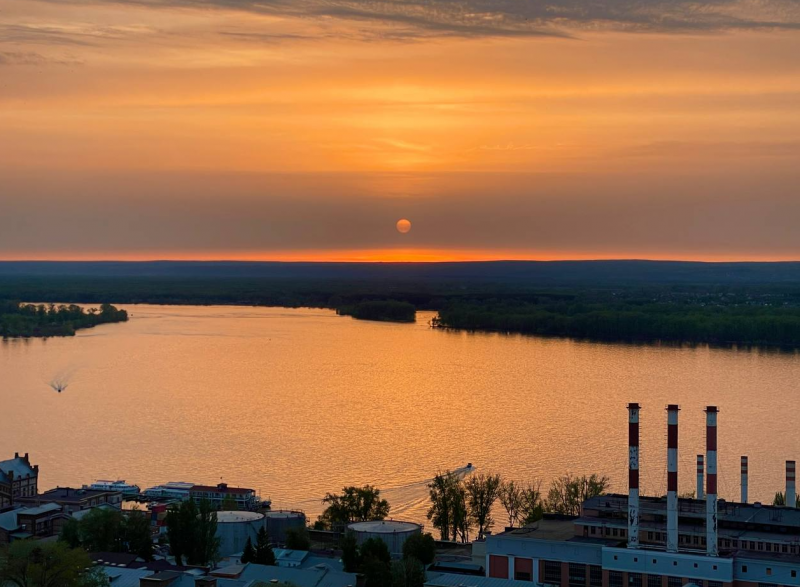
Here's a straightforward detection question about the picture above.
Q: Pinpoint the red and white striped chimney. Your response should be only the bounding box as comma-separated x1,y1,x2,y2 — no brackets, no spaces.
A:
697,455,705,500
666,405,679,553
786,461,796,508
628,403,640,548
741,456,748,504
706,406,718,556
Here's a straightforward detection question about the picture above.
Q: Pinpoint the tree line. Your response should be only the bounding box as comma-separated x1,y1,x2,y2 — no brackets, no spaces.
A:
426,472,608,542
0,301,128,338
433,299,800,347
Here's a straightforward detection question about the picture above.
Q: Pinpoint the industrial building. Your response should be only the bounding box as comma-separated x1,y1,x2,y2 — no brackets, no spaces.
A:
485,404,800,587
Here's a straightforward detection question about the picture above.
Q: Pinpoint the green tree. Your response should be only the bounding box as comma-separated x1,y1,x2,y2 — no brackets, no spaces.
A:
317,486,390,530
499,480,523,528
465,473,502,540
427,472,456,541
341,532,359,573
165,499,219,566
124,509,154,560
194,499,221,566
59,518,82,549
241,537,255,564
520,482,544,524
391,557,426,587
254,527,275,565
0,541,106,587
360,538,391,587
402,533,435,566
220,494,239,511
285,527,310,551
773,491,800,507
58,507,152,561
545,474,608,516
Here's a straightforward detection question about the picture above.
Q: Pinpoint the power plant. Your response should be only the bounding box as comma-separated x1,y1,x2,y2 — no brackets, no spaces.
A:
485,403,800,585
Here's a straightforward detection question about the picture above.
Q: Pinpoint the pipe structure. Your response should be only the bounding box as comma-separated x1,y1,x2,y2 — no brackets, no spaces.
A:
787,461,796,508
706,406,719,557
741,456,748,504
628,402,640,548
666,405,679,553
697,455,705,500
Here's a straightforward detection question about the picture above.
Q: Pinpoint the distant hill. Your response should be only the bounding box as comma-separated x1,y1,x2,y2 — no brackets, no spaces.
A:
2,260,800,285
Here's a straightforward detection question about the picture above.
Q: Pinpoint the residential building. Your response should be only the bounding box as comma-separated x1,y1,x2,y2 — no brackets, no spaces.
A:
0,453,39,502
0,503,70,543
17,486,122,513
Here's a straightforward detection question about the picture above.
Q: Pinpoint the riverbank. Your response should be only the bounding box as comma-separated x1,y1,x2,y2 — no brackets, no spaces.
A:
0,302,128,338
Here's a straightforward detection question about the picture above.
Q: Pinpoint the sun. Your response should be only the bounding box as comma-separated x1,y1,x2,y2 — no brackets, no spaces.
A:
396,219,412,234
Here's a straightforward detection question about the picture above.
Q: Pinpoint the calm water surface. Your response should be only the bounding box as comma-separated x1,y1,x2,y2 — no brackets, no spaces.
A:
1,305,799,525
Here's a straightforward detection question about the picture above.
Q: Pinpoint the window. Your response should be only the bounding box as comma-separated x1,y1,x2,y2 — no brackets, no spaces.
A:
609,571,623,587
766,568,772,576
648,574,662,587
648,532,654,540
629,573,642,587
791,571,796,578
591,526,597,535
709,581,722,587
667,577,682,587
742,566,748,573
590,566,603,587
488,555,509,580
515,558,534,582
613,528,619,537
569,563,587,587
544,561,562,584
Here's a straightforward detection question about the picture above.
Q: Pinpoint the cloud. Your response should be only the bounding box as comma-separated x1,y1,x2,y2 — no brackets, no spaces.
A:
48,0,800,39
0,51,83,66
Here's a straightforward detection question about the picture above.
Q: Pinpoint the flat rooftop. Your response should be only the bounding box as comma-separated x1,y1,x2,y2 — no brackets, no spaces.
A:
497,517,620,546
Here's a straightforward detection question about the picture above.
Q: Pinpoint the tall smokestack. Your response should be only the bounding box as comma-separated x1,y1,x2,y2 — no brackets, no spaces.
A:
697,455,704,500
628,403,640,548
741,456,748,504
787,461,796,508
706,406,718,556
667,405,679,553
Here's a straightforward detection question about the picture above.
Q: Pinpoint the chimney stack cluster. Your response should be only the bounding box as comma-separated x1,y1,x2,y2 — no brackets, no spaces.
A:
626,404,721,556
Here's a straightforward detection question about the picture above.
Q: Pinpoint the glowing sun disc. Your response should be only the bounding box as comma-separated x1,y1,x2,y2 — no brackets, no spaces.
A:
396,219,412,234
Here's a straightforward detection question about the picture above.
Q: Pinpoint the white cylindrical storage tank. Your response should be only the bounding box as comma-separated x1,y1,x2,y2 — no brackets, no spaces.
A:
216,511,265,557
264,510,307,544
347,520,422,556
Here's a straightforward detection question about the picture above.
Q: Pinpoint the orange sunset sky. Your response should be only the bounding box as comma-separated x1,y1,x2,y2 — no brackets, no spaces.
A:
1,0,800,261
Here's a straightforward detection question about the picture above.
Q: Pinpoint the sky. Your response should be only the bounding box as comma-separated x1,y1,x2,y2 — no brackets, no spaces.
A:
2,0,800,261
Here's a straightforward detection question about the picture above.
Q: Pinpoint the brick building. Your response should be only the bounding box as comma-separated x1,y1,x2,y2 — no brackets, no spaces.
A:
0,453,39,503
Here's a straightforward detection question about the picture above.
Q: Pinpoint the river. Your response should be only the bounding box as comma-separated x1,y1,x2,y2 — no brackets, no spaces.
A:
1,305,798,526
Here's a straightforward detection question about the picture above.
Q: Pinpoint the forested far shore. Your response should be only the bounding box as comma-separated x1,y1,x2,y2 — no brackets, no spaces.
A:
0,301,128,338
5,275,800,346
337,300,416,322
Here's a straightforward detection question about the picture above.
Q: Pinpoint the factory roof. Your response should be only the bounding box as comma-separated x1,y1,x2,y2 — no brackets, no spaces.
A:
100,566,153,587
425,572,532,587
237,562,357,587
583,494,800,529
496,516,619,546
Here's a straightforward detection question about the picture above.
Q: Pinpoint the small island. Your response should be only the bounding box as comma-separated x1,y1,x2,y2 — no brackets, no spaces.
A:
337,300,416,323
0,301,128,338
